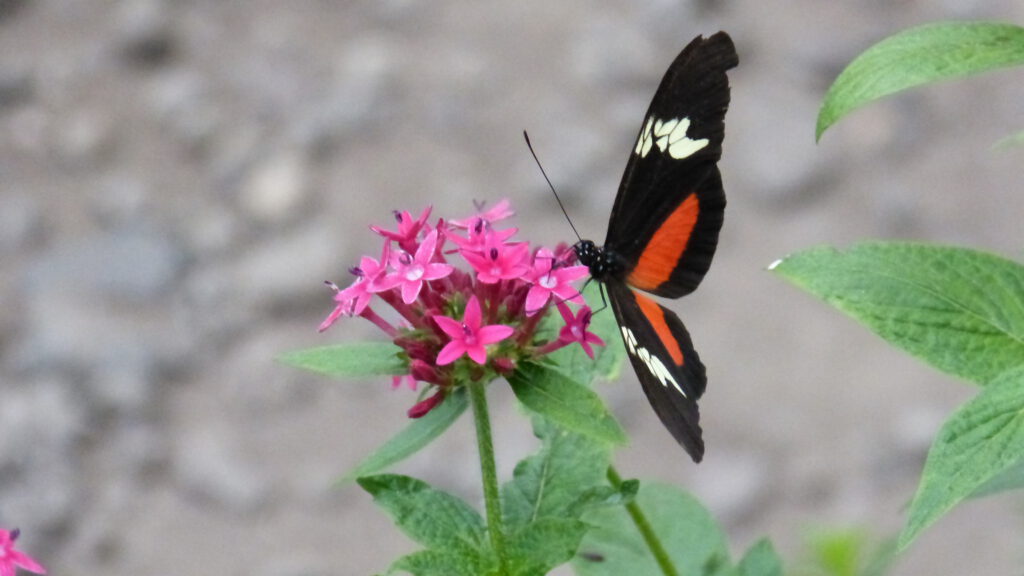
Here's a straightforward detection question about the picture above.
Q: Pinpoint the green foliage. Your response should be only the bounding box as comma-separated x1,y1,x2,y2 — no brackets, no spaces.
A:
278,341,406,377
795,528,897,576
902,365,1024,548
343,388,469,482
501,416,612,529
572,483,783,576
509,363,628,446
360,415,644,575
737,539,785,576
358,474,488,551
772,242,1024,385
774,242,1024,549
816,21,1024,140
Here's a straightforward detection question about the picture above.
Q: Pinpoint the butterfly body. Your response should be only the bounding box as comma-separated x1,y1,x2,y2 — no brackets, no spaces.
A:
575,32,737,463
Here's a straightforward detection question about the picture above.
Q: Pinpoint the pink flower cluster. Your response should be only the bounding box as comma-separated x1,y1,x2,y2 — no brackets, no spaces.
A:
321,200,604,417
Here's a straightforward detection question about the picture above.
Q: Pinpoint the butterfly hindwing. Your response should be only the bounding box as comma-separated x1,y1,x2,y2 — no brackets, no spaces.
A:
607,280,707,461
606,32,736,298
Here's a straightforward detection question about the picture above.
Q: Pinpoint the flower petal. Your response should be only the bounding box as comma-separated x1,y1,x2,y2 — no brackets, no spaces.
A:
401,280,422,304
415,229,439,262
433,315,464,338
10,550,45,574
423,262,454,280
477,324,514,345
436,341,465,365
466,344,488,364
462,295,482,330
524,285,549,314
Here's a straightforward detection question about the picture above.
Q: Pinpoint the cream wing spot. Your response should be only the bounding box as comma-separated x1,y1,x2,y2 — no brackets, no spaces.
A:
621,327,687,398
635,118,655,157
666,117,708,159
637,115,710,160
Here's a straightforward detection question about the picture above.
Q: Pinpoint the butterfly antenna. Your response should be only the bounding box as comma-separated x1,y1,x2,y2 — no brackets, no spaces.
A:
523,130,582,243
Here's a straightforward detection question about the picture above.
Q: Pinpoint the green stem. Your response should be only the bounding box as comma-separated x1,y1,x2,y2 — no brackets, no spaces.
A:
608,465,680,576
468,379,508,573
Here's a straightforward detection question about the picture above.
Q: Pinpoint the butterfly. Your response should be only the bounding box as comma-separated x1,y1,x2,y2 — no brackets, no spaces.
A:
573,32,737,463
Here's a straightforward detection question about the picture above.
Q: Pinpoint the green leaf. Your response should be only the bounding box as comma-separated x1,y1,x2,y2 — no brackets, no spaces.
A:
900,365,1024,549
278,342,406,378
389,549,496,576
357,474,487,552
798,528,897,576
817,21,1024,140
772,242,1024,385
343,388,468,482
803,528,867,576
508,363,627,445
572,482,730,576
969,453,1024,498
502,416,612,530
506,517,589,576
737,539,784,576
569,479,639,515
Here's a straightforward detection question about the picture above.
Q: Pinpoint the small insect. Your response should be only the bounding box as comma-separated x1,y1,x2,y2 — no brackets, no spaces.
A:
571,32,737,462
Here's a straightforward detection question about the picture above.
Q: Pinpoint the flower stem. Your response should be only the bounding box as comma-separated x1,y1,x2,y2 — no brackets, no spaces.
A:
607,465,679,576
468,379,508,572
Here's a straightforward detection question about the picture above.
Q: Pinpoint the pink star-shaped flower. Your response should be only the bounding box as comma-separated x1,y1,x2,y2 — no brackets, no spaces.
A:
556,302,605,359
434,295,515,365
461,236,530,284
319,242,397,332
445,220,517,253
390,229,454,304
0,529,46,576
450,198,514,228
523,248,588,314
370,206,432,252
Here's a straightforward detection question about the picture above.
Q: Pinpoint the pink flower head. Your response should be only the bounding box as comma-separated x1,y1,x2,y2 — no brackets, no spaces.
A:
451,198,514,229
523,248,588,314
319,242,395,331
389,229,454,304
556,302,605,359
435,295,514,365
370,206,432,252
0,529,46,576
461,236,531,284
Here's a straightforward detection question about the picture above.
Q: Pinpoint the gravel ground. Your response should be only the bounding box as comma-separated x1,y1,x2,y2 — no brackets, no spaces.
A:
1,1,1023,575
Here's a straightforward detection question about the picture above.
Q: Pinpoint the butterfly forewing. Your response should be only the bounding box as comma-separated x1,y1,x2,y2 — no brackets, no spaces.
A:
606,32,736,298
606,281,706,461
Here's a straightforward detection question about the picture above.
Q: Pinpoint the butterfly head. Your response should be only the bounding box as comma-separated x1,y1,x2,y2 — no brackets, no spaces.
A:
574,239,622,281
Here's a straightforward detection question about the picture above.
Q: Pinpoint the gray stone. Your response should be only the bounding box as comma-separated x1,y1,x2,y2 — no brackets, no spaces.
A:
22,227,186,301
239,151,310,224
0,193,41,253
0,65,32,108
174,427,269,512
115,0,175,66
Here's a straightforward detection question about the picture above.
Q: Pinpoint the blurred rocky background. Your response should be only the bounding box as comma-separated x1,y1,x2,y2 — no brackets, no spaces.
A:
1,1,1022,575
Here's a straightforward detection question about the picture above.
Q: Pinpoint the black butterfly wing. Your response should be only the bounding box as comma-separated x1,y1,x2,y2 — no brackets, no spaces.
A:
606,32,736,299
606,280,707,462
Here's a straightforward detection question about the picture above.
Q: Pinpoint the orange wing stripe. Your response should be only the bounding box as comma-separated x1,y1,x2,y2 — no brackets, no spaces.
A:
627,193,700,291
633,292,684,366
